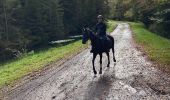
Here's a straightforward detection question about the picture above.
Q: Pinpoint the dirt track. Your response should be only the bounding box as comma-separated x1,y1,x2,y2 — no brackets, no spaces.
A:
5,23,170,100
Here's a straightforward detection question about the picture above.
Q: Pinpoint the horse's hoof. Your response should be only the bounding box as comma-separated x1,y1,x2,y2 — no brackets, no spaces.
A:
107,62,110,67
99,71,102,74
114,59,116,62
94,71,97,75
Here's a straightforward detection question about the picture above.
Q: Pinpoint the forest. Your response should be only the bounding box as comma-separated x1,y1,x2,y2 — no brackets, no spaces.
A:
0,0,109,61
0,0,169,62
109,0,170,39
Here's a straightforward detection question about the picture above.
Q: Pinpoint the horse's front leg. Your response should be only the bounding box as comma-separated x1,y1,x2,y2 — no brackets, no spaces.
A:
106,52,110,67
92,53,97,75
99,53,103,74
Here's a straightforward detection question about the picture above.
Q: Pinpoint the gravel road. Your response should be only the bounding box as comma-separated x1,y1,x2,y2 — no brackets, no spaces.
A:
5,23,170,100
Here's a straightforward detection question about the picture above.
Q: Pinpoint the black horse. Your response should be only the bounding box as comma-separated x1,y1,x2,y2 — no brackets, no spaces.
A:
82,28,116,75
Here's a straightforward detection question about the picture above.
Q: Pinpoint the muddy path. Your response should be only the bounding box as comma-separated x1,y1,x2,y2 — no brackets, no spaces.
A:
4,23,170,100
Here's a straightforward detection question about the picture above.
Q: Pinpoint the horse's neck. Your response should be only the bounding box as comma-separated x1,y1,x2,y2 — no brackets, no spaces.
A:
89,32,97,45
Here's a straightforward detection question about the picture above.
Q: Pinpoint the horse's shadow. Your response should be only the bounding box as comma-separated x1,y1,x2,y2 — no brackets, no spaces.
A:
85,64,116,100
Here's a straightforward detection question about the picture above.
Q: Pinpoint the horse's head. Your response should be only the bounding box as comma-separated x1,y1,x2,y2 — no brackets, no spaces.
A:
82,28,90,44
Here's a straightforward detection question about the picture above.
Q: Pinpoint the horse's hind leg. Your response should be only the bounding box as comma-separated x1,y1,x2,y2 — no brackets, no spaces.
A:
92,53,97,75
99,53,103,74
106,52,110,67
112,47,116,62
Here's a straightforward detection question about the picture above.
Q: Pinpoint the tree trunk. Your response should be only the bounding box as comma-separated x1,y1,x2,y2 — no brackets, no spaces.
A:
3,0,9,42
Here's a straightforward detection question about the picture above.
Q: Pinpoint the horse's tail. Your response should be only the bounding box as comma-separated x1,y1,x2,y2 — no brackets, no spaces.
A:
107,35,116,62
107,35,114,48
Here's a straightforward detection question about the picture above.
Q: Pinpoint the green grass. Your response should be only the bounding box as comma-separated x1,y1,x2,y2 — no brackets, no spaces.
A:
0,40,86,88
107,20,118,33
0,20,117,89
129,22,170,72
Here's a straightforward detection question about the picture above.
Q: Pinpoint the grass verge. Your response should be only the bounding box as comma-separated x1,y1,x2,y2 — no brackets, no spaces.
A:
129,22,170,72
107,20,118,33
0,40,87,88
0,20,117,90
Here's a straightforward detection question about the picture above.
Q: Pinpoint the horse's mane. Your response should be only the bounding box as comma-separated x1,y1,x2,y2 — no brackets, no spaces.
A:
87,29,97,39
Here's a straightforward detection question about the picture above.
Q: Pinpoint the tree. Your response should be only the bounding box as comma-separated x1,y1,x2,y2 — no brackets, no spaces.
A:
150,1,170,38
0,0,110,62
